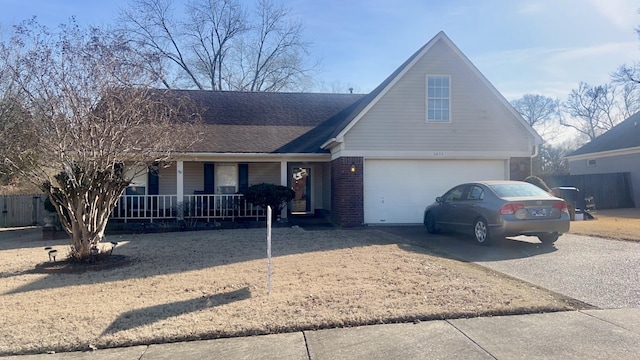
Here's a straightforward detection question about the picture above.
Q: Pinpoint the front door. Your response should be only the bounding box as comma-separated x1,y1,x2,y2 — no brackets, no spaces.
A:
291,167,311,214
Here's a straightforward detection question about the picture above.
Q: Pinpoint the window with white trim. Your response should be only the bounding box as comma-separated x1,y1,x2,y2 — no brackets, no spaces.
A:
427,75,450,122
587,159,597,167
216,163,238,194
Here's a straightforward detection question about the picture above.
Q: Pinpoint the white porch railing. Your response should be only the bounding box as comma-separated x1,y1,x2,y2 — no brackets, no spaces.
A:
110,194,265,222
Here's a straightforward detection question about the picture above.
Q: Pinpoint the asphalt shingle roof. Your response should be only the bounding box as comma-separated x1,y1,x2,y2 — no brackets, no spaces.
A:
160,34,433,154
568,111,640,157
166,90,366,153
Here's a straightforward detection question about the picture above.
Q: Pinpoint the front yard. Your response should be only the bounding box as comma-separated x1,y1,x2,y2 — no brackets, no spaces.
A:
0,226,586,356
569,208,640,241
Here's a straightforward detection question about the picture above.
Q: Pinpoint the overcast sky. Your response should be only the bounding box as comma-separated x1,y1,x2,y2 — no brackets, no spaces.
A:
2,0,639,101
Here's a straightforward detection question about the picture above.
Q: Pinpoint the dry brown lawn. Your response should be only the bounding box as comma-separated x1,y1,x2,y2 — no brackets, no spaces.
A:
569,208,640,241
0,226,587,356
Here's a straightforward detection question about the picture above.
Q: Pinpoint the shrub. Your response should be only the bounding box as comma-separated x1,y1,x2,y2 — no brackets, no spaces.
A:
44,196,57,213
524,175,551,192
241,183,295,219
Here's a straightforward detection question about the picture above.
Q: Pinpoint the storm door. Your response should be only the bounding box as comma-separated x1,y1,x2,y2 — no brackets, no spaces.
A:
291,167,311,214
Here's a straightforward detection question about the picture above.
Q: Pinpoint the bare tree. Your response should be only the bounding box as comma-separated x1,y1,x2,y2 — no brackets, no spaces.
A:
237,0,312,91
613,26,640,85
561,82,620,141
185,0,247,90
1,19,200,261
617,82,640,118
511,94,561,142
119,0,316,91
119,0,203,89
532,143,571,176
0,26,30,185
611,24,640,114
612,62,640,85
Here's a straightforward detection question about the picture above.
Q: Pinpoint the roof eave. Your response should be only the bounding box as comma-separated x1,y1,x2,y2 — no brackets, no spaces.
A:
320,137,342,150
565,145,640,161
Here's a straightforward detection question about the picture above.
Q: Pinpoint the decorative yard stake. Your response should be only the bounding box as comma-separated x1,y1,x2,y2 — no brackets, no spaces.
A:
267,206,272,296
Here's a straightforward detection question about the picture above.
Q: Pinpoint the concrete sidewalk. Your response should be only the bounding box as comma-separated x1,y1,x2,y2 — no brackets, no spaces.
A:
4,308,640,359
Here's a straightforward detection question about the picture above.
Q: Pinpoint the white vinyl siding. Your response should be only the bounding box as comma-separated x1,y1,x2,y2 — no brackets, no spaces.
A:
343,38,533,154
157,162,281,195
158,164,177,195
183,162,204,195
248,163,280,185
427,75,450,122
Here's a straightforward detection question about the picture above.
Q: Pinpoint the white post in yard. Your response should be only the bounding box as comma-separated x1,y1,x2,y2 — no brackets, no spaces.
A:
280,161,288,222
267,206,272,296
176,160,184,219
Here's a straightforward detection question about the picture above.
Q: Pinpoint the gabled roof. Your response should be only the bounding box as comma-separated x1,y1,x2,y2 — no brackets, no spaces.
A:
567,111,640,158
168,90,365,153
163,31,539,155
321,31,542,148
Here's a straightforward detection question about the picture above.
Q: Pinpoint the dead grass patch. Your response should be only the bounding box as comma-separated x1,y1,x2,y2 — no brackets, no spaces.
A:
570,208,640,242
0,227,586,356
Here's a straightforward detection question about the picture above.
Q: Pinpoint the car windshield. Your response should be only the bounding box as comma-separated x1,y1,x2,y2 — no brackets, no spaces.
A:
489,183,552,198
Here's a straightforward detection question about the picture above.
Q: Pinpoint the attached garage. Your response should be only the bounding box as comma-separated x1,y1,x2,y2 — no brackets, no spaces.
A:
363,159,507,224
321,33,542,227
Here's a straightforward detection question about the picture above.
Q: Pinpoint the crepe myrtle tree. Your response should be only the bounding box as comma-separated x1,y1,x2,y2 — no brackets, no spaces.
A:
1,19,200,261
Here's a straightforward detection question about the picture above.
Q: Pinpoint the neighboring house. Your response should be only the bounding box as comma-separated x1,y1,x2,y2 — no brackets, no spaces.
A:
565,111,640,208
112,31,542,226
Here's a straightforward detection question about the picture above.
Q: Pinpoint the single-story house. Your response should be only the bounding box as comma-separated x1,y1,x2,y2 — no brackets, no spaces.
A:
112,31,542,226
565,111,640,208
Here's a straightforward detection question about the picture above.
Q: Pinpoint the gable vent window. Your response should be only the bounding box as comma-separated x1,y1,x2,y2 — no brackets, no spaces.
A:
427,75,450,122
587,159,597,167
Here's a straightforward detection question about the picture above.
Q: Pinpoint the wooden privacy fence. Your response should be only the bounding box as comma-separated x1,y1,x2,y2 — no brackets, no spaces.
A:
540,172,634,210
0,194,46,228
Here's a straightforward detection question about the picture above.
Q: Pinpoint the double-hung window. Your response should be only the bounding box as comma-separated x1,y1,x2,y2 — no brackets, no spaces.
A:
427,75,450,122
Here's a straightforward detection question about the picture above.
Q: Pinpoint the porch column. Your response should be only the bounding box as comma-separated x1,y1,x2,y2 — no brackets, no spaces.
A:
280,161,288,222
176,160,184,219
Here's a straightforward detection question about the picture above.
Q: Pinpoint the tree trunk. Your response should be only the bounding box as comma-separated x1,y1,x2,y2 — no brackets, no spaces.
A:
47,178,126,262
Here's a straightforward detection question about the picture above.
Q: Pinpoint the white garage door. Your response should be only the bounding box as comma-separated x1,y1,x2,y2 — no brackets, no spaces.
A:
364,159,506,224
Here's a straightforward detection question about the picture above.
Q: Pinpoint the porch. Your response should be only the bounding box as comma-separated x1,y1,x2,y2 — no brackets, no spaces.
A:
110,194,265,223
111,159,332,223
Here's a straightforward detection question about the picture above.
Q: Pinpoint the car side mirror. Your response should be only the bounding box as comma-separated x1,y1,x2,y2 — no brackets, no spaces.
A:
436,196,443,203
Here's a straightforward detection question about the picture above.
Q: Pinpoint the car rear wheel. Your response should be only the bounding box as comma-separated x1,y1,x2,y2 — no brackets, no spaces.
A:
424,212,440,234
473,218,492,245
538,233,559,244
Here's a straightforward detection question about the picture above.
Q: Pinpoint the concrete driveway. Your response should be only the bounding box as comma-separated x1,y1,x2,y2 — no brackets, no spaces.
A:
377,226,640,309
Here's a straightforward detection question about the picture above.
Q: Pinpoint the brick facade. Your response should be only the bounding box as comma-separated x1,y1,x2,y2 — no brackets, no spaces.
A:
509,157,532,181
331,157,364,227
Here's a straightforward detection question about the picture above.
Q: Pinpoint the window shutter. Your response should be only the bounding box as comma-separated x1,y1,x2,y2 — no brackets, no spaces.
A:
238,164,249,192
204,163,215,194
148,164,159,195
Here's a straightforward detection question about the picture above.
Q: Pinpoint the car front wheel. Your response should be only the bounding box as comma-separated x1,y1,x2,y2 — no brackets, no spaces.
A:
538,233,560,244
424,212,439,234
473,218,492,245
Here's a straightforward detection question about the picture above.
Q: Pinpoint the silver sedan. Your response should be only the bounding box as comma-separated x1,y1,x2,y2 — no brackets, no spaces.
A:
423,180,570,245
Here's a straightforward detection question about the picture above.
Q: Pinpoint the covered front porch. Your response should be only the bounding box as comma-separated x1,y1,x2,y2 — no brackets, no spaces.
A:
110,157,332,224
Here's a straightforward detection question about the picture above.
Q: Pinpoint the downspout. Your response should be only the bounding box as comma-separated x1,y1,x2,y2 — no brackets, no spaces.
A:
530,144,539,176
531,144,539,158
